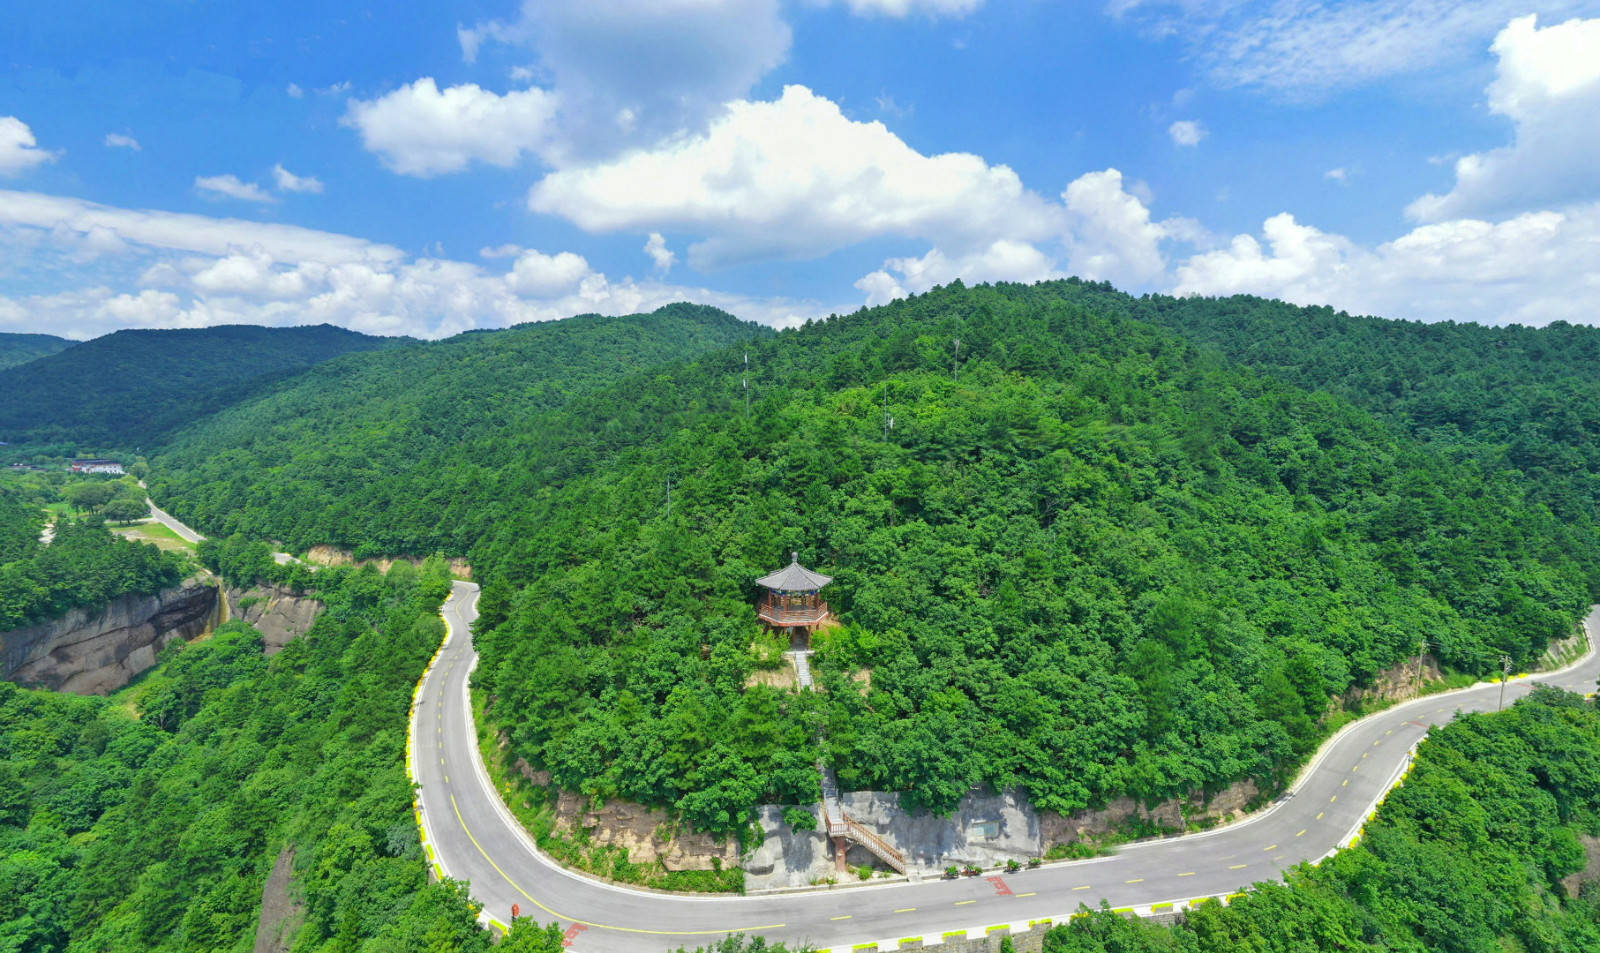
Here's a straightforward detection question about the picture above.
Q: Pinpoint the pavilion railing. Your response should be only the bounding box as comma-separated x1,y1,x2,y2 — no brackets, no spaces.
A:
757,598,830,625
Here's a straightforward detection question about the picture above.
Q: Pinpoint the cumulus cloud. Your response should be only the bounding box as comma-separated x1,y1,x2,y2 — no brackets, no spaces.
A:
1174,203,1600,326
1325,167,1349,183
0,117,56,176
644,232,676,274
286,83,304,98
1063,168,1202,286
0,188,827,339
531,85,1060,268
104,133,141,151
506,249,591,296
194,174,275,204
1167,119,1206,146
273,164,324,194
343,78,558,176
855,239,1058,304
456,0,791,158
1112,1,1593,97
1408,14,1600,222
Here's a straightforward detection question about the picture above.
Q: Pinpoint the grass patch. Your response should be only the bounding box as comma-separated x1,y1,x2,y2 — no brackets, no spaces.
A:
110,519,195,551
472,689,744,894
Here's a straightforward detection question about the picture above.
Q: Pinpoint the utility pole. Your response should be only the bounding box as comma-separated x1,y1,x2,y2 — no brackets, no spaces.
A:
882,385,894,441
665,478,672,520
1499,654,1513,711
953,337,961,381
743,351,750,418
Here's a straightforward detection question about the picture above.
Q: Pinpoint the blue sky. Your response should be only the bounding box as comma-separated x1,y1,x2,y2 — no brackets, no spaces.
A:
2,0,1598,339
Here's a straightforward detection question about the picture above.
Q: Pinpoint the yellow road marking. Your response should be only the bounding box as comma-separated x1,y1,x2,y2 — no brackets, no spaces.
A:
1263,844,1277,852
1361,752,1368,759
1125,878,1144,884
448,794,784,935
1330,795,1338,803
955,900,977,906
1177,872,1195,877
1296,829,1306,838
1072,885,1091,891
894,908,917,914
1015,892,1037,898
1385,729,1393,736
1373,740,1381,747
1316,812,1325,820
1342,779,1348,787
1228,864,1247,870
830,915,852,921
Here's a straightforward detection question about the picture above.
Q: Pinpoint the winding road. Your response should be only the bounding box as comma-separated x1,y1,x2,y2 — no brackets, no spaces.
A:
409,583,1600,953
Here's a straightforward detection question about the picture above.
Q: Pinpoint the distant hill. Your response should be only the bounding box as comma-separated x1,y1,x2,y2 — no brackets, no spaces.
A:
151,304,772,555
0,332,72,371
0,324,397,449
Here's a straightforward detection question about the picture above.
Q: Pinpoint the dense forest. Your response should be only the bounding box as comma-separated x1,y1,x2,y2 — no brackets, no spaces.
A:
0,552,563,953
452,283,1599,832
0,483,186,632
0,331,72,371
0,324,394,448
1048,687,1600,952
152,305,771,555
129,283,1600,834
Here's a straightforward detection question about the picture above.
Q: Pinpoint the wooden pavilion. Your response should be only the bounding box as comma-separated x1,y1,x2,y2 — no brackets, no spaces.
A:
754,552,832,635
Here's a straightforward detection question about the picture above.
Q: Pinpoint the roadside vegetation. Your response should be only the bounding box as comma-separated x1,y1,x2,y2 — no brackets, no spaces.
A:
1046,687,1600,952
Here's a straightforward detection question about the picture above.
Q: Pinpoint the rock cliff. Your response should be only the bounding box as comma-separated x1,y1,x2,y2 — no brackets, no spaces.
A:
1,579,221,694
225,585,324,655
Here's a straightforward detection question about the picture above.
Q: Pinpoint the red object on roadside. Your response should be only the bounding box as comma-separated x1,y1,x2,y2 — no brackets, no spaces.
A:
512,903,520,919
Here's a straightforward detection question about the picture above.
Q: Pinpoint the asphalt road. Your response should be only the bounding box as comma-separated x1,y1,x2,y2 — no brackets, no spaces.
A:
145,499,206,543
412,584,1600,953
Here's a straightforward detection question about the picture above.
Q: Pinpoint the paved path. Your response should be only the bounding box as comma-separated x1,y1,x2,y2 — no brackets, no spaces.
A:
146,500,206,544
412,587,1600,953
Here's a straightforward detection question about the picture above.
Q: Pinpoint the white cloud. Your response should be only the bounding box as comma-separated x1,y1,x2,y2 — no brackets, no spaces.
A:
1063,168,1199,286
343,78,558,177
272,163,325,194
0,117,56,176
0,189,402,265
1112,1,1593,96
531,85,1060,268
1325,167,1349,183
1174,203,1600,326
0,189,828,339
858,239,1058,302
456,0,791,158
1408,14,1600,222
826,0,984,16
194,174,276,204
506,249,592,296
644,232,676,274
286,83,304,98
104,133,142,151
479,243,523,259
1167,119,1206,146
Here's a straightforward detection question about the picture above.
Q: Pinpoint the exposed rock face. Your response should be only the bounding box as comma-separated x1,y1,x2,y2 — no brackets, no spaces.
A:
548,789,741,872
303,544,472,580
0,579,220,694
252,846,305,953
226,585,324,655
743,779,1260,890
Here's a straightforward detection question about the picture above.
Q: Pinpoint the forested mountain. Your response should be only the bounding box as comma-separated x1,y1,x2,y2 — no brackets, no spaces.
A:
0,331,72,371
151,305,771,555
0,324,395,448
455,281,1599,833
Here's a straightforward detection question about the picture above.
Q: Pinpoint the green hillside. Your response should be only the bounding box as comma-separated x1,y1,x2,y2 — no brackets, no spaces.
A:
0,324,396,449
0,332,72,371
0,558,562,953
454,281,1598,833
151,304,772,556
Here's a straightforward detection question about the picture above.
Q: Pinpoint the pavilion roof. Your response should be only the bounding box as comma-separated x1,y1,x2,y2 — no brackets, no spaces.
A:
754,552,833,592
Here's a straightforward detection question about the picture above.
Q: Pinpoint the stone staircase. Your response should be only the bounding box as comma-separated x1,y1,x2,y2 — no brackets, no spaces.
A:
789,649,915,879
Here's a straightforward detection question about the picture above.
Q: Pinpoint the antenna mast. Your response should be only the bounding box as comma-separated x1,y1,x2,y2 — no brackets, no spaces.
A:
743,350,750,418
